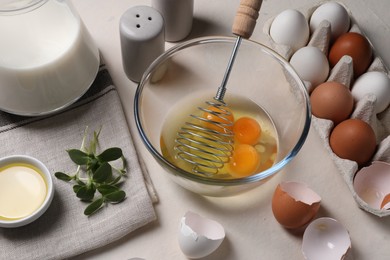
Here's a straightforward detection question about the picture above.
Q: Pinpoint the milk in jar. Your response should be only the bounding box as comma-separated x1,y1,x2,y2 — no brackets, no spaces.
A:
0,0,100,115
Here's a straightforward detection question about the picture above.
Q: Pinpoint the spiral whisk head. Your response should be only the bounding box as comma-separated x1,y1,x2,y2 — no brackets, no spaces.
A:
174,99,234,176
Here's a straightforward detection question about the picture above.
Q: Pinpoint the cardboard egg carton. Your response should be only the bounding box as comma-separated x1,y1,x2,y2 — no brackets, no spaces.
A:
263,2,390,217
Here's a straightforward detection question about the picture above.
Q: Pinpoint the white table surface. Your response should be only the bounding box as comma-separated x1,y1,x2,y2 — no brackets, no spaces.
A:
70,0,390,259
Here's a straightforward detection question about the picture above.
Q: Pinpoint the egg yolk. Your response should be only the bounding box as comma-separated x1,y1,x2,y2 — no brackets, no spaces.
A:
202,105,234,133
233,117,262,145
229,144,260,177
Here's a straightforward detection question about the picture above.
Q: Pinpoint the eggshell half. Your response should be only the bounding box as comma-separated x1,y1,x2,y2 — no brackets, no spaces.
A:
302,217,351,260
178,211,225,259
272,181,321,229
353,161,390,210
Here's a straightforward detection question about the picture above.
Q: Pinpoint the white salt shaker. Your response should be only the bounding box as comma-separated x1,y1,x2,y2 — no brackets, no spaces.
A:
152,0,194,42
120,6,165,82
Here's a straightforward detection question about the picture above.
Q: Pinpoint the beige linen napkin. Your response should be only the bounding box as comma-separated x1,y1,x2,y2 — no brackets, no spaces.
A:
0,66,157,260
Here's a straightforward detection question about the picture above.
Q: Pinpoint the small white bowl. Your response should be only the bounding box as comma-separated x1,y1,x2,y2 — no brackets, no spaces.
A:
0,155,54,228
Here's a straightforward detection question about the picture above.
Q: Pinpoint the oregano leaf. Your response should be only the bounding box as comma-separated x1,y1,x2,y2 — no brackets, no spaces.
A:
97,184,119,195
97,147,122,162
93,162,112,183
76,179,86,186
67,149,90,165
76,185,96,201
105,190,126,203
84,197,104,216
73,184,83,193
108,175,122,186
87,157,100,172
54,172,73,181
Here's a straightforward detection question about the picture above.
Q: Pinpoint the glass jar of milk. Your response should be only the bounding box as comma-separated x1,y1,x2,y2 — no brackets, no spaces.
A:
0,0,100,116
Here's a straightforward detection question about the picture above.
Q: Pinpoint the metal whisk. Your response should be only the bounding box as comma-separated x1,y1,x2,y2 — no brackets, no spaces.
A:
174,0,263,176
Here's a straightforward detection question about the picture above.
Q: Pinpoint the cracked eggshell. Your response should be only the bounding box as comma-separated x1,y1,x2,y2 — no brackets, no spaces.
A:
353,161,390,210
178,211,225,259
272,181,321,229
302,217,351,260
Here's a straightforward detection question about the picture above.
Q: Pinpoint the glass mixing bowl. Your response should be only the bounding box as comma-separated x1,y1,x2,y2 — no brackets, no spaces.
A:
134,36,311,196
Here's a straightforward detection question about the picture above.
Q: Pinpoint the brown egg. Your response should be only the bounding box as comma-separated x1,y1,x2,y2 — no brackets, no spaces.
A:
329,32,372,78
329,119,376,166
310,81,354,125
272,181,321,229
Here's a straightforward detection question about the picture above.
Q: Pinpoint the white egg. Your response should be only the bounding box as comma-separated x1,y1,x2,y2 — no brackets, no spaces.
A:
270,9,310,52
310,2,350,40
302,218,351,260
178,211,225,259
351,71,390,113
290,46,329,91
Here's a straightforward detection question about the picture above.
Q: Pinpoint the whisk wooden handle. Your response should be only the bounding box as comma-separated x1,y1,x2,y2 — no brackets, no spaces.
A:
232,0,263,39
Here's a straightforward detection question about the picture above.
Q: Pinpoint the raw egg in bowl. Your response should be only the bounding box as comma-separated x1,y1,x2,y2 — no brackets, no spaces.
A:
134,37,311,196
0,155,54,228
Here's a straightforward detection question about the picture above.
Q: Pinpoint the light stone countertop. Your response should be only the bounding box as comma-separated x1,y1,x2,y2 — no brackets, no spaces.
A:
70,0,390,259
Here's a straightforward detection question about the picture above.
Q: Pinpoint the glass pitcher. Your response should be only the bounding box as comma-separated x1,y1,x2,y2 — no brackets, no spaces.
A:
0,0,100,116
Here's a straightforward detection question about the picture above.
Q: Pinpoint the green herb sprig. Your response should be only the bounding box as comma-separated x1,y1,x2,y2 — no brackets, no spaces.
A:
55,127,127,216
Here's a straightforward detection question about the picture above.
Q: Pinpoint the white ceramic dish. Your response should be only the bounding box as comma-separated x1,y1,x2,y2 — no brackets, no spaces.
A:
0,155,54,228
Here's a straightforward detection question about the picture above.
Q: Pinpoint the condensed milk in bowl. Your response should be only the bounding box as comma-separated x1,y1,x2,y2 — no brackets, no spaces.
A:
0,0,99,116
